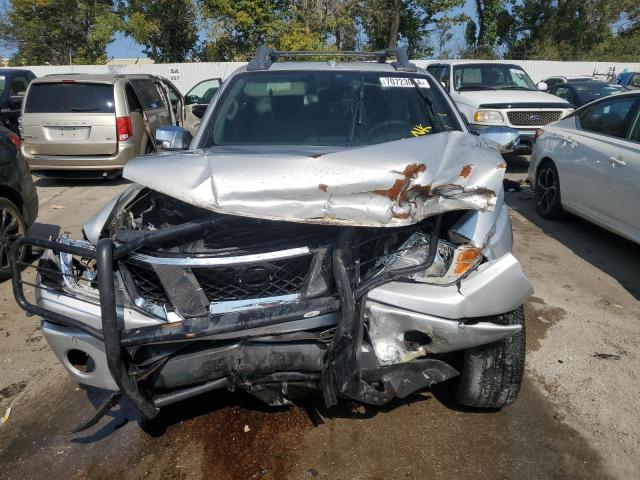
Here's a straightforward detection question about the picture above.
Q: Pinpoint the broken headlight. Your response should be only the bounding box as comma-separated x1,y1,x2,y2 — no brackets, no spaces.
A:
378,232,482,285
37,236,100,301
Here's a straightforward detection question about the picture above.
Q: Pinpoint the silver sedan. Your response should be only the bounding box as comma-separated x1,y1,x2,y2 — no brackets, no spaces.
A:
529,91,640,244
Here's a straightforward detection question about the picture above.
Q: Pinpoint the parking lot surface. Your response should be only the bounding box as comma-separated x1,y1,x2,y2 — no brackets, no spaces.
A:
0,156,639,479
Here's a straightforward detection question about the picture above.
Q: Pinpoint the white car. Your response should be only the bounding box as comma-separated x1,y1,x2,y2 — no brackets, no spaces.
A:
529,91,640,244
426,61,574,150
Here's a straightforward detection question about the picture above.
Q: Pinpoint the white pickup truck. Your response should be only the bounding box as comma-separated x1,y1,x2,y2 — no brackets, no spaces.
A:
425,60,574,150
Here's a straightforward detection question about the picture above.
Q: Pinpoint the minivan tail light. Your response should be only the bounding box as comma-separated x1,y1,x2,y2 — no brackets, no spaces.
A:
116,116,133,141
7,133,21,149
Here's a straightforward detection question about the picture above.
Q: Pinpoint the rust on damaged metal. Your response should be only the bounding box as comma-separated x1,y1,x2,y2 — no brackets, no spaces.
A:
459,164,474,178
123,131,507,227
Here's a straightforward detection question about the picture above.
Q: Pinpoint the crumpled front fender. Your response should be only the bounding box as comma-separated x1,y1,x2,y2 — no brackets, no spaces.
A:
364,253,533,366
366,253,533,320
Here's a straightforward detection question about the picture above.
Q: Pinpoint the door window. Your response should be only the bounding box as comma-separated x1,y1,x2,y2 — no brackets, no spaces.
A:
578,97,638,139
426,66,450,90
185,79,222,105
627,106,640,142
129,79,166,110
161,80,182,119
10,75,29,95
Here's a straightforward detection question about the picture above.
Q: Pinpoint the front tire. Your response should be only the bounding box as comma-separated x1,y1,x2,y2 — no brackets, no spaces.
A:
455,306,526,409
535,161,565,219
0,198,27,282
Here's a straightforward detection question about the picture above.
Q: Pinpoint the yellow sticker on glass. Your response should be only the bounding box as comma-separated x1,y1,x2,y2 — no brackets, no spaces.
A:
411,124,432,137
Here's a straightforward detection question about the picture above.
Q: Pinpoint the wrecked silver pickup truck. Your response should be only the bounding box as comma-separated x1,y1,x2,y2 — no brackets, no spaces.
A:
10,48,532,429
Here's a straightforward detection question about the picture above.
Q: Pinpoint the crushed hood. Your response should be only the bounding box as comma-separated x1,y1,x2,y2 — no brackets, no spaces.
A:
123,131,506,227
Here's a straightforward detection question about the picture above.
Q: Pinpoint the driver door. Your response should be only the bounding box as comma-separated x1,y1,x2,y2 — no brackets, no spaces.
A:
183,78,222,135
569,96,639,230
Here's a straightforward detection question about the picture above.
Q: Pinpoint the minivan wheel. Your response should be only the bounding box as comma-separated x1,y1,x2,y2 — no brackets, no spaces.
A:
0,197,27,282
454,306,525,409
535,161,565,219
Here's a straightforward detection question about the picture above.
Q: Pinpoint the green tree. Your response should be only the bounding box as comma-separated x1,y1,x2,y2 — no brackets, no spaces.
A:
118,0,199,62
361,0,466,58
199,0,362,60
474,0,501,55
199,0,287,61
498,0,636,61
6,0,120,65
464,18,477,50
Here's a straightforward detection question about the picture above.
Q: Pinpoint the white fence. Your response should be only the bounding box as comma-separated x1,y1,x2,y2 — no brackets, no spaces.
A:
14,62,246,94
7,59,640,93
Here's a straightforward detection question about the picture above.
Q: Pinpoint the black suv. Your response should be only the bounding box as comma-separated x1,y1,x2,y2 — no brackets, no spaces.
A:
0,120,38,280
0,69,36,134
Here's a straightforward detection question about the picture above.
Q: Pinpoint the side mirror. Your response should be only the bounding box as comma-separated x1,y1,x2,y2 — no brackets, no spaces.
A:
155,125,192,151
184,94,198,106
536,81,548,91
476,126,520,154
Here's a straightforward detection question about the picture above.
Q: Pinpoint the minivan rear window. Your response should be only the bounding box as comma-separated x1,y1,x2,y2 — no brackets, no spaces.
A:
24,82,115,113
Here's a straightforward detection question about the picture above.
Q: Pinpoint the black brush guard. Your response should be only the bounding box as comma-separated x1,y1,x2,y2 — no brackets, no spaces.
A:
9,215,454,423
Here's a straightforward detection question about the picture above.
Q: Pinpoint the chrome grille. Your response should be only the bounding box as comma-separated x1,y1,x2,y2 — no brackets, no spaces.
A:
507,111,562,126
125,262,170,305
124,254,313,307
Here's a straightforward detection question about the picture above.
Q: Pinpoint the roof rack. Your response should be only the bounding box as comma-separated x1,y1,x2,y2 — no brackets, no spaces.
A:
247,46,417,72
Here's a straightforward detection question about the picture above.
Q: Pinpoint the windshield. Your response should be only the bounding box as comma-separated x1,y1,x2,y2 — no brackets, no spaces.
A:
453,64,537,91
576,83,626,102
200,71,459,147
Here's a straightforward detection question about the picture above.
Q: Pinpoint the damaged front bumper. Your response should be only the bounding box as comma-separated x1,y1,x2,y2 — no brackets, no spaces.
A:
10,215,532,422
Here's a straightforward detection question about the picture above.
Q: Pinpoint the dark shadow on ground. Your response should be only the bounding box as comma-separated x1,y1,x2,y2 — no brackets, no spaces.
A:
34,175,130,189
507,189,640,301
503,153,530,174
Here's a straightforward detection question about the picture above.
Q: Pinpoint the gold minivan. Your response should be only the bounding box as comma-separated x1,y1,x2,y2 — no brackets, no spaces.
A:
21,74,221,178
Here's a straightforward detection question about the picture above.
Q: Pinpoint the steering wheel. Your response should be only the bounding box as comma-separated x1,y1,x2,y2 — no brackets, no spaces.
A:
368,120,411,141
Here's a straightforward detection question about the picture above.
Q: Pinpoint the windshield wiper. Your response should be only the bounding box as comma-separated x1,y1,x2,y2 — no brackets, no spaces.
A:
347,79,364,147
409,78,445,132
69,107,102,112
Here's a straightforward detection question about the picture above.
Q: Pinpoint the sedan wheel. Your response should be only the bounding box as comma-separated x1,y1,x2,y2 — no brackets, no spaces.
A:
0,198,27,281
535,161,565,219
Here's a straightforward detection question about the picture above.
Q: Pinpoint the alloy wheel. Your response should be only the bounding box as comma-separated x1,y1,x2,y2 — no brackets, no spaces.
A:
0,204,25,271
535,165,558,215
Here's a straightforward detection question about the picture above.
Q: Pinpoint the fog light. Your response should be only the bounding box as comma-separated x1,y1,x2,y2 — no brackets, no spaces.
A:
67,349,95,374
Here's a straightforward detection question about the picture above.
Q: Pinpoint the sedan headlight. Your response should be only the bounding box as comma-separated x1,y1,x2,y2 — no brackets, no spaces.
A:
379,232,483,285
474,110,504,123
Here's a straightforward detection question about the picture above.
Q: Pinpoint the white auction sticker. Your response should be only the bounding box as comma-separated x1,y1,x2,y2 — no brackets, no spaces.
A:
379,77,430,88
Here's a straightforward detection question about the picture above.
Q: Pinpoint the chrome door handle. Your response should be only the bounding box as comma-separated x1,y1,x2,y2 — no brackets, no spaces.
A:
609,156,626,167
